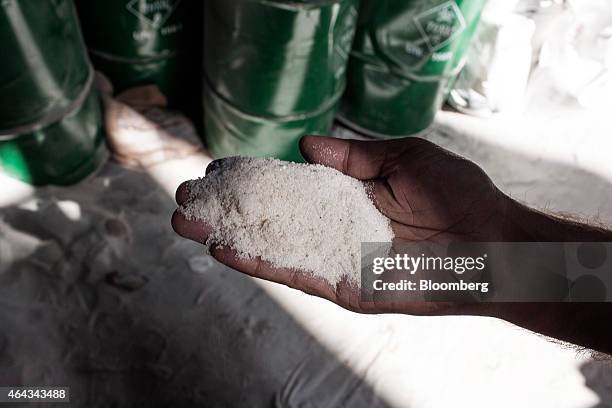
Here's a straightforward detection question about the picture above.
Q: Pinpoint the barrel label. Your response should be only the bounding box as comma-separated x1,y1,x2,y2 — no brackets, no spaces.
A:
126,0,181,30
413,1,466,52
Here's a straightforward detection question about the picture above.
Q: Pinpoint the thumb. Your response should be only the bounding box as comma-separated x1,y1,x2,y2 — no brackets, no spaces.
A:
299,135,391,180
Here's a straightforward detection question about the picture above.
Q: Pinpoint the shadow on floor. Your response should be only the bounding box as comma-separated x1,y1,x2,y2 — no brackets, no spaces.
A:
580,360,612,408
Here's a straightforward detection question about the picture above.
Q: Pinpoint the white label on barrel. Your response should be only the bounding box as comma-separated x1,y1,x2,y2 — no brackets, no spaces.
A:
413,1,466,52
126,0,181,30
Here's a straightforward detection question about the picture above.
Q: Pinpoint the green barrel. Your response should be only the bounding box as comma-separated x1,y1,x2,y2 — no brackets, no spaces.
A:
204,0,359,162
75,0,202,110
0,0,105,186
339,0,487,137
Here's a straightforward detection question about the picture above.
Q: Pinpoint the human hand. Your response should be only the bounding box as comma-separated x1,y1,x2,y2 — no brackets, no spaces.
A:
172,135,512,315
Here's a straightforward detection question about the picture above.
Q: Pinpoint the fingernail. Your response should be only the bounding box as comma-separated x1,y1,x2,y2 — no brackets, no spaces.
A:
206,160,222,175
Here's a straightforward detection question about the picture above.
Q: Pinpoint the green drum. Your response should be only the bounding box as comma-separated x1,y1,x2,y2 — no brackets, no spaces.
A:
204,0,359,162
0,0,105,186
205,81,338,162
339,0,487,137
75,0,202,109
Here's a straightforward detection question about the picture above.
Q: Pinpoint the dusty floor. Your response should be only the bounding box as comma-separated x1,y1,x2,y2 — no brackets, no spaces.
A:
1,90,612,407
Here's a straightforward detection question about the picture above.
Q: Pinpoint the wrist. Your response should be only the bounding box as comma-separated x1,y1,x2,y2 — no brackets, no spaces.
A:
492,194,533,242
503,199,552,242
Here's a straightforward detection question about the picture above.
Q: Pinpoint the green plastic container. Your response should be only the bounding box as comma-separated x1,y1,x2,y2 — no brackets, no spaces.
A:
75,0,202,109
0,0,105,186
204,0,359,161
205,81,338,162
0,87,106,186
339,0,487,137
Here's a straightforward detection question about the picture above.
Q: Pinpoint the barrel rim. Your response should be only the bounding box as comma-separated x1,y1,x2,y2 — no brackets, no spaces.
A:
88,48,181,64
348,51,467,82
336,112,431,139
204,73,345,124
0,65,95,139
250,0,346,11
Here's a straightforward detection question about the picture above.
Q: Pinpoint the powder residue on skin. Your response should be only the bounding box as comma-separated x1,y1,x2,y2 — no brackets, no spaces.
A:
179,157,394,286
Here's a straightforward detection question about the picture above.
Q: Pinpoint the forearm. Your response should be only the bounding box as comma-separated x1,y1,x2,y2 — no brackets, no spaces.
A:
506,198,612,242
483,198,612,355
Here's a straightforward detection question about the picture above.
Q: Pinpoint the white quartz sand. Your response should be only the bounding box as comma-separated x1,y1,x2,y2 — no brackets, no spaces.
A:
180,157,394,286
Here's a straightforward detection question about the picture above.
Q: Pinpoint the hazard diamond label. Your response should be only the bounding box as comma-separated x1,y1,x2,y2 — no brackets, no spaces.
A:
414,1,466,52
126,0,181,30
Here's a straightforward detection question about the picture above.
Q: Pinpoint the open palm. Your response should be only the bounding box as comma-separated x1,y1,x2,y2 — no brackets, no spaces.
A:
172,135,510,314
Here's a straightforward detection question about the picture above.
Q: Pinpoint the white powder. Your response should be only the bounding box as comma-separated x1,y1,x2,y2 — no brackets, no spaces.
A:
179,157,394,286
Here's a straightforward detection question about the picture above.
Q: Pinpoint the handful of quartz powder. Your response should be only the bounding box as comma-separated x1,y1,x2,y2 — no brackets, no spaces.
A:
179,157,394,286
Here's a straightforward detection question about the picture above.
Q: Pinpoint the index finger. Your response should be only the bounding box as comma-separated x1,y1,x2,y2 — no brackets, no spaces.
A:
210,245,338,300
